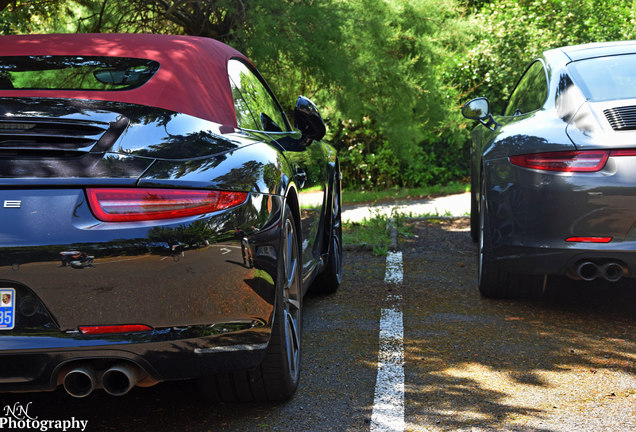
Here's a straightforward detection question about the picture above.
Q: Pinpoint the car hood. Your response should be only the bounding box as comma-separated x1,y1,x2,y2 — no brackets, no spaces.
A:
0,97,246,184
566,98,636,149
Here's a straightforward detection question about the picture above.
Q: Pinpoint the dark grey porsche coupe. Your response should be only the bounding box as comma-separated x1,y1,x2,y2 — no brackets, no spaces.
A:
463,41,636,299
0,33,342,401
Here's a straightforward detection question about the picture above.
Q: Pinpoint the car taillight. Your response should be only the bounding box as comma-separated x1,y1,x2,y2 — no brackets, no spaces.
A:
86,188,248,222
79,324,153,335
565,236,612,243
609,149,636,157
509,151,609,172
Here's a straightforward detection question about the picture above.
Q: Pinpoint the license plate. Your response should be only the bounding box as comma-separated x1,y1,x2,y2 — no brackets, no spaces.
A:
0,289,15,330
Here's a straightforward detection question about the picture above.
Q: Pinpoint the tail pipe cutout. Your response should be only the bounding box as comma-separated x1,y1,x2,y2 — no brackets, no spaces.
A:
60,361,154,398
575,260,627,282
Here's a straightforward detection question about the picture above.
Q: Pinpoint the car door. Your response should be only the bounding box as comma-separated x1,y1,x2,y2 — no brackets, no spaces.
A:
227,59,326,278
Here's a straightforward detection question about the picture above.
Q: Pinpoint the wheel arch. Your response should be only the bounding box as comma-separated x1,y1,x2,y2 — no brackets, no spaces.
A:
284,185,302,248
317,157,341,256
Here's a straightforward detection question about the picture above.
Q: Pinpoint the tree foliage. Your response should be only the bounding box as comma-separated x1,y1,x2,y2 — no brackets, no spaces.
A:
454,0,636,114
0,1,68,34
236,0,473,188
2,0,636,189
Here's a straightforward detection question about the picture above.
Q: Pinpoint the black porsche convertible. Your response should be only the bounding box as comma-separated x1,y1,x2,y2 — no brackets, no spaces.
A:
0,33,342,401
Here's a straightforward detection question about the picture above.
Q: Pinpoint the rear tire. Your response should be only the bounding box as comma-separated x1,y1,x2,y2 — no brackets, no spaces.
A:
477,192,504,298
198,204,302,401
470,162,479,243
261,204,303,399
478,179,544,299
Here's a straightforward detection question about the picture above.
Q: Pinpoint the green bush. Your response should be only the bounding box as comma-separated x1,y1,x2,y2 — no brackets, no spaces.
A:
3,0,636,190
453,0,636,113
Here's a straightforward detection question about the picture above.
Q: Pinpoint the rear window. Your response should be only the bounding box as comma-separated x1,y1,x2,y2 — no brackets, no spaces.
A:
568,54,636,102
0,56,159,91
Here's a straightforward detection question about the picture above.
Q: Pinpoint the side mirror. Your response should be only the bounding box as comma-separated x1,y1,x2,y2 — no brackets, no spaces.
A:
294,96,326,145
462,97,490,120
462,97,498,130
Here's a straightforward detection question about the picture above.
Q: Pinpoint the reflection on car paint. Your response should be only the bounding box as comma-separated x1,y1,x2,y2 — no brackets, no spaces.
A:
59,251,95,269
0,34,340,399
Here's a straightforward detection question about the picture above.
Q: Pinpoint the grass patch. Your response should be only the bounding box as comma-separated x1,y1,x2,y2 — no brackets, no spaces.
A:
343,211,413,255
400,209,470,218
342,181,469,205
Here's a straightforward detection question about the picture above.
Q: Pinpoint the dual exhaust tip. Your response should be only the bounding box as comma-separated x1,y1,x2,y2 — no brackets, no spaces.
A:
62,362,145,398
576,261,626,282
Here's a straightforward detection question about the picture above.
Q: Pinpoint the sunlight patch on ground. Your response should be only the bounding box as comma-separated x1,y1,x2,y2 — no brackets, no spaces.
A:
434,362,636,425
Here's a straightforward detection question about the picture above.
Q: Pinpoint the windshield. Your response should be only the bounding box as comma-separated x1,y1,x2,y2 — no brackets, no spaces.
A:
568,54,636,102
0,56,159,91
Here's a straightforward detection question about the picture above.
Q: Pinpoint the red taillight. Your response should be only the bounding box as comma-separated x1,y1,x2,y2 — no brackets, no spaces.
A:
79,324,153,335
510,151,609,172
86,188,248,222
609,149,636,157
565,237,612,243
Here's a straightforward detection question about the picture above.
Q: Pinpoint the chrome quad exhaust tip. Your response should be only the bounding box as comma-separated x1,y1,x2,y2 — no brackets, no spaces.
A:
62,365,98,398
575,260,627,282
102,363,145,396
60,361,151,397
601,262,625,282
576,261,600,281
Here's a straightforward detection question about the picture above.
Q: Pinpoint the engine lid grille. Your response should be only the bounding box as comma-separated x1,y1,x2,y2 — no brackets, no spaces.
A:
604,105,636,131
0,117,126,155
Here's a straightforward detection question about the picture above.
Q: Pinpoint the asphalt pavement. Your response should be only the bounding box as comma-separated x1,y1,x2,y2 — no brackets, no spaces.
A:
4,217,633,432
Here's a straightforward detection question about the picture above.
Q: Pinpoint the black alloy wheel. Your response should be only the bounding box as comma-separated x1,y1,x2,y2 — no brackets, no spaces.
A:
197,204,303,401
274,205,303,392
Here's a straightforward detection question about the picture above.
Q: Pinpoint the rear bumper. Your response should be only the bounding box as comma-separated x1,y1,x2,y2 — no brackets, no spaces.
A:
485,155,636,277
0,330,268,392
491,243,636,278
0,190,284,392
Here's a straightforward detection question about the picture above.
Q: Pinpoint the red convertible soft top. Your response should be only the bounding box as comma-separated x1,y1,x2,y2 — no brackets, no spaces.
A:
0,33,248,127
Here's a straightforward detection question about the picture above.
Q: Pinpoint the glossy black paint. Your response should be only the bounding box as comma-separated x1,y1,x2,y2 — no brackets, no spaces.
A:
293,96,327,146
0,95,338,392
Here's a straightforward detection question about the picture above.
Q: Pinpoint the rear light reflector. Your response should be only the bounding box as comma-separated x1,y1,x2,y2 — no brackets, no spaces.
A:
510,151,609,172
79,324,153,335
565,237,612,243
610,149,636,156
86,188,248,222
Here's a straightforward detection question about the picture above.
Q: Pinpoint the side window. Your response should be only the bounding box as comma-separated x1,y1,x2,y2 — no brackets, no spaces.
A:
229,73,260,130
227,59,288,132
504,61,548,116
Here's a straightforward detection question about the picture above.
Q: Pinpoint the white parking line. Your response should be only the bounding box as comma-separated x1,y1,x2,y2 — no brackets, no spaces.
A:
371,251,405,432
384,251,404,286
